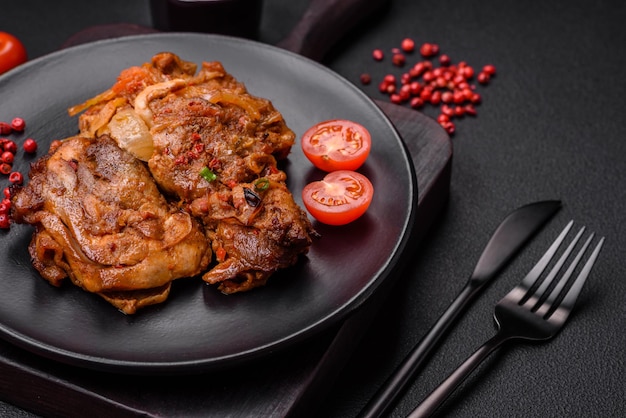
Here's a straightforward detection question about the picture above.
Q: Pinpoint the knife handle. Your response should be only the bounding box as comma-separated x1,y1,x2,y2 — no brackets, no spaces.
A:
277,0,390,61
358,282,479,418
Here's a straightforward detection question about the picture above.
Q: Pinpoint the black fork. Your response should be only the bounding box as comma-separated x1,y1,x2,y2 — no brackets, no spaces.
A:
408,221,605,417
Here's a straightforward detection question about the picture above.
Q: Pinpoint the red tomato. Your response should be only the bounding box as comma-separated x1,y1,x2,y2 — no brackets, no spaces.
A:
302,170,374,226
301,119,371,172
0,32,27,75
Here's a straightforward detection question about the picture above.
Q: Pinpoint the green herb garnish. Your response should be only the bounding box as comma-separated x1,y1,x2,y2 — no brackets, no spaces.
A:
199,166,217,182
254,177,270,191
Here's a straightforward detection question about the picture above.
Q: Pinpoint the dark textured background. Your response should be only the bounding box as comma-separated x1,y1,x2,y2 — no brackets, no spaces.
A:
1,1,625,417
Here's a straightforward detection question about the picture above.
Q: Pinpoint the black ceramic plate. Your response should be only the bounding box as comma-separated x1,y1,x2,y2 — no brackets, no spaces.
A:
0,33,417,374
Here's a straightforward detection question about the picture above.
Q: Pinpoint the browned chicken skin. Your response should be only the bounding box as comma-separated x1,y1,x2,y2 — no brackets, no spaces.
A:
196,179,316,292
12,52,316,310
138,55,316,292
11,136,211,314
73,52,316,294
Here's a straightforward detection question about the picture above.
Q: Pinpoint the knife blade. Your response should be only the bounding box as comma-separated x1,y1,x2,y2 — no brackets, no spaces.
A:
358,200,562,418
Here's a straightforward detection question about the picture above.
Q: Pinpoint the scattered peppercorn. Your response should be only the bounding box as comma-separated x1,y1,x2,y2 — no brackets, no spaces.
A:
9,171,23,185
11,117,25,132
0,116,39,230
0,122,11,135
439,54,451,66
392,53,406,67
3,140,17,154
482,64,497,76
1,151,14,164
401,38,415,53
0,213,9,229
360,73,372,85
410,97,424,109
372,49,384,61
360,39,496,136
419,42,439,57
477,71,490,84
464,104,477,116
0,196,10,229
0,199,9,214
441,121,455,135
23,138,37,153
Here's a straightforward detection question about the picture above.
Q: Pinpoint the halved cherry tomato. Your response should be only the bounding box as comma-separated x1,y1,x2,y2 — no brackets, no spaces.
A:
302,170,374,226
0,32,27,75
301,119,371,172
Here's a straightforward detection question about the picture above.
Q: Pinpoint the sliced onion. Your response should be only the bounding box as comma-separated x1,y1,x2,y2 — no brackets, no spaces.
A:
102,108,154,161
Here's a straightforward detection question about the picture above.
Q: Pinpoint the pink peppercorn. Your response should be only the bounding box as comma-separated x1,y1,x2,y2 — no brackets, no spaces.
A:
0,122,12,135
0,213,10,229
9,171,23,185
3,140,17,154
401,38,415,53
11,117,25,132
392,53,406,67
1,151,14,164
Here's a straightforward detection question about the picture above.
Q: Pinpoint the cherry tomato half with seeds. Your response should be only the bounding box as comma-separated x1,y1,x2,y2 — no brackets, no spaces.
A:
302,170,374,226
301,119,372,172
0,32,27,75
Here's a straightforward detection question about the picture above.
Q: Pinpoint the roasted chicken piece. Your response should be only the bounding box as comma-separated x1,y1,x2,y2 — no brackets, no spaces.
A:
190,176,316,293
70,52,316,293
11,136,211,314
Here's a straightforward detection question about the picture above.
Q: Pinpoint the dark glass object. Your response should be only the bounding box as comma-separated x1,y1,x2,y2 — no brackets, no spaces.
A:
150,0,263,39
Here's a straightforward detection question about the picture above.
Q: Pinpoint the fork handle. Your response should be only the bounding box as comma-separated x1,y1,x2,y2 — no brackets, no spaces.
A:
359,282,482,418
407,334,508,418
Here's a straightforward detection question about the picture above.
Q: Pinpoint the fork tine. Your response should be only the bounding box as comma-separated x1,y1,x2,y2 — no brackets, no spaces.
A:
534,233,594,317
516,220,574,304
524,226,586,309
553,236,604,315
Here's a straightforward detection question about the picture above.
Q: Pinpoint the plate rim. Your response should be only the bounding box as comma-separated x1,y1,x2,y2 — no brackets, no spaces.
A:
0,32,419,374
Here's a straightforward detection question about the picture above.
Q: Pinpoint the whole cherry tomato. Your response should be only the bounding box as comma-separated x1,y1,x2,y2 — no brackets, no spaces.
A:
302,170,374,226
0,32,27,75
301,119,371,172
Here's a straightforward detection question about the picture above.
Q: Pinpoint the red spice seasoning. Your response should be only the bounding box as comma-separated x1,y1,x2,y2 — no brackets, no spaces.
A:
401,38,415,53
3,140,17,154
8,171,22,184
419,42,439,57
0,213,9,229
1,151,14,164
360,40,496,136
0,116,37,230
0,122,11,135
11,117,25,132
23,138,37,153
392,53,406,67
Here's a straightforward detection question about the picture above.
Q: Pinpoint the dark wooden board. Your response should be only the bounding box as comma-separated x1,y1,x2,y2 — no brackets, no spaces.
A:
0,96,451,418
1,3,451,412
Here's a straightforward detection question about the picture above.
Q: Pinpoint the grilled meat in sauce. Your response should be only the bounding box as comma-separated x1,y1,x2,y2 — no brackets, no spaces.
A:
11,136,211,314
67,52,316,295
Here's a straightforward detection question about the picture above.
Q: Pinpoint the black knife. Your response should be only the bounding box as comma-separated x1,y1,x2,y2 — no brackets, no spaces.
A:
358,200,562,418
